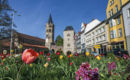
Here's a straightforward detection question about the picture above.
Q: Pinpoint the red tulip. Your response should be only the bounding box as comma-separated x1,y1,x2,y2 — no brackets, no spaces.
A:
75,53,79,56
70,62,73,66
22,48,39,64
47,57,51,62
6,53,10,57
47,53,50,56
1,62,3,65
56,52,60,55
40,52,43,55
1,55,5,60
68,55,70,58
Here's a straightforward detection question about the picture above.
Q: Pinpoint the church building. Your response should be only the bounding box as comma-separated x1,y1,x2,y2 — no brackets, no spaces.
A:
45,14,55,49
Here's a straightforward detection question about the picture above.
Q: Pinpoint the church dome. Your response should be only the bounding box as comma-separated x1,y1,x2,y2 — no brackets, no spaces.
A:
64,26,74,31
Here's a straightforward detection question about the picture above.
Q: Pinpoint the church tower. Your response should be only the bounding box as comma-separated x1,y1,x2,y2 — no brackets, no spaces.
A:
45,14,54,49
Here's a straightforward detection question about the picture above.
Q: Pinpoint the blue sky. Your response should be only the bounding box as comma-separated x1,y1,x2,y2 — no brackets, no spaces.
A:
9,0,108,40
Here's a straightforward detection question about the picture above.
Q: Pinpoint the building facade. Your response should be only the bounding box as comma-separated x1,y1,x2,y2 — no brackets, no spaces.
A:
85,19,102,53
86,20,109,54
122,1,130,55
75,32,81,54
106,0,127,51
63,26,75,55
80,23,87,54
45,14,54,49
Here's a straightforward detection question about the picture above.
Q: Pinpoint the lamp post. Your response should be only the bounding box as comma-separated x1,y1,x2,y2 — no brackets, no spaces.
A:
10,11,20,54
10,11,14,54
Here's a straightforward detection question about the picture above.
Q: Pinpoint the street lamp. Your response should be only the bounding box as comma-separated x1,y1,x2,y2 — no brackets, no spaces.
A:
10,11,14,54
10,11,20,54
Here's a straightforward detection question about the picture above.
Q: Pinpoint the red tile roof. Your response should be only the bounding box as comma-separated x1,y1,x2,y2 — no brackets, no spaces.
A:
17,32,45,42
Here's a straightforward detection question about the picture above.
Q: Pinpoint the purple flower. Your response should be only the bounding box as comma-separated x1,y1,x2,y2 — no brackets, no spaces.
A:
123,54,129,60
75,62,99,80
107,62,116,73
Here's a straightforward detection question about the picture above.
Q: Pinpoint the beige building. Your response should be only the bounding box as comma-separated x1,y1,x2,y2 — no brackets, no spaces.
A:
63,26,75,55
45,14,54,49
85,20,109,54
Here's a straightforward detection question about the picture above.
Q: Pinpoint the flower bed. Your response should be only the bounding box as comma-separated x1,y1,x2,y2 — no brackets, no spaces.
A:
0,49,130,80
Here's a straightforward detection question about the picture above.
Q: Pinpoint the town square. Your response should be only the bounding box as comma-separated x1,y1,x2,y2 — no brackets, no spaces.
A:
0,0,130,80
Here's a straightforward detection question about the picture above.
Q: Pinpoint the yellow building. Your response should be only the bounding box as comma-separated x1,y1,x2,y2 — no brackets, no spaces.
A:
121,0,130,5
106,0,129,50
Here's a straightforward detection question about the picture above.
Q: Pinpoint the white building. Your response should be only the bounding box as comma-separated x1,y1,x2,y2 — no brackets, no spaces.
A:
75,32,81,54
122,1,130,55
85,19,109,54
80,23,87,54
63,26,75,55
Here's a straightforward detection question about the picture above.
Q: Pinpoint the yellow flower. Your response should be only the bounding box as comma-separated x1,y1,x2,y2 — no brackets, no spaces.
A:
44,63,48,68
85,52,89,56
19,44,23,49
96,56,101,60
59,55,63,59
10,50,14,53
29,64,33,67
70,54,73,57
2,59,6,62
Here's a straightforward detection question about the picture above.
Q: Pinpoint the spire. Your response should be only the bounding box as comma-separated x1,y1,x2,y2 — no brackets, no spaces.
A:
48,14,53,23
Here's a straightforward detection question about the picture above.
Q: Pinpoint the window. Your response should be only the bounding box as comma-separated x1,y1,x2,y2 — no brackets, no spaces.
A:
103,34,106,40
67,44,70,47
110,31,114,39
109,11,111,17
110,30,116,39
112,0,114,4
96,30,98,34
110,1,112,6
101,27,104,32
109,20,113,27
111,9,113,16
67,34,70,37
117,16,121,24
103,27,105,32
110,0,114,6
112,19,116,26
49,29,51,32
92,32,94,35
113,30,117,38
115,5,118,13
128,8,130,17
100,36,102,41
118,28,122,37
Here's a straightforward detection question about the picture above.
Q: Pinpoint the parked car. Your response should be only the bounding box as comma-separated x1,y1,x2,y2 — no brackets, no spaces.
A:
111,48,128,57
